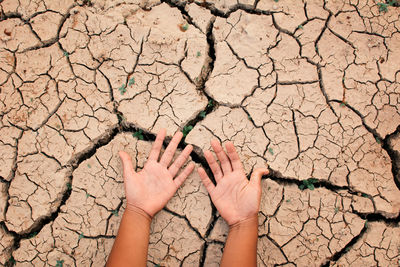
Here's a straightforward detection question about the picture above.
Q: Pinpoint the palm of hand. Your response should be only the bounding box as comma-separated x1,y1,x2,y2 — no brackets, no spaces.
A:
198,140,269,226
125,161,177,217
211,171,260,225
119,129,194,218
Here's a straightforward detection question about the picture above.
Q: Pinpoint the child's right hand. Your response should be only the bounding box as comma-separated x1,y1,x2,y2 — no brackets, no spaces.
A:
197,140,269,226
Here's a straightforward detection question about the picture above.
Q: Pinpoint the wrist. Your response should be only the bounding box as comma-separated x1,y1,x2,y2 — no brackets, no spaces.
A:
124,203,153,223
229,215,258,230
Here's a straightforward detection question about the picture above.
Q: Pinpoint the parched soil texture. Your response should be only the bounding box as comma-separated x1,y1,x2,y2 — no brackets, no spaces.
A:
1,0,400,266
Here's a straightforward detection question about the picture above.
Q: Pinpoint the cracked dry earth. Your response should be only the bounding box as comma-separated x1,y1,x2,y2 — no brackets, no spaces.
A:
1,0,400,266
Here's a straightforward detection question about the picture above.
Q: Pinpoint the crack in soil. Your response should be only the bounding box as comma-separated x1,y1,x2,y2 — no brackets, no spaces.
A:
1,0,399,266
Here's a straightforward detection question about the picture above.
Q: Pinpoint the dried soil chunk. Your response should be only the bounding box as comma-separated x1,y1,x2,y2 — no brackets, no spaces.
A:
355,0,400,38
208,216,229,242
294,19,326,62
191,0,253,13
268,184,365,266
185,3,214,34
343,80,400,138
259,179,284,222
186,106,269,174
244,80,400,218
0,149,15,180
324,0,354,14
329,10,366,39
57,189,111,237
118,63,207,133
149,210,203,266
214,11,278,73
257,0,306,32
203,243,223,267
106,3,209,133
0,123,20,181
331,104,400,218
15,78,117,166
4,44,73,131
379,33,400,81
207,11,278,105
332,222,400,267
0,226,14,266
0,182,7,221
30,11,63,42
205,41,258,105
0,0,74,19
6,154,68,234
321,9,400,138
319,29,355,100
269,33,318,83
166,164,212,236
13,222,111,266
0,18,41,51
257,236,287,266
350,194,375,214
244,83,323,180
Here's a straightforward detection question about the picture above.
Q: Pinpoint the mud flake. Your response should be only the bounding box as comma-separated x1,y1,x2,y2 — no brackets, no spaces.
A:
0,142,18,181
0,19,41,51
6,154,68,234
269,185,365,265
0,226,14,265
257,236,287,266
30,11,63,42
118,63,207,134
203,243,223,266
148,210,203,265
269,33,318,82
205,42,258,105
185,3,213,33
333,222,400,266
258,0,306,32
186,107,269,174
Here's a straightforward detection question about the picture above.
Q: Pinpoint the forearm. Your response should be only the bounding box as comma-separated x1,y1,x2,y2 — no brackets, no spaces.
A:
106,205,152,267
220,216,259,267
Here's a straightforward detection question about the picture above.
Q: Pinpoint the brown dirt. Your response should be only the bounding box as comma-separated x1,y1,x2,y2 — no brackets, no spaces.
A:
0,0,399,266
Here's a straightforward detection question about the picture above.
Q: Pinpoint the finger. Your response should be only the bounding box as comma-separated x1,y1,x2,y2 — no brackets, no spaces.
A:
168,144,193,177
160,131,183,167
174,163,195,190
119,151,135,179
211,140,232,174
225,141,244,171
148,128,166,161
250,167,269,186
204,150,223,183
197,167,216,194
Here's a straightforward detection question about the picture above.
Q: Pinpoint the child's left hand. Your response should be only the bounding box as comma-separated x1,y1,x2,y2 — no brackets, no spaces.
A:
119,129,194,217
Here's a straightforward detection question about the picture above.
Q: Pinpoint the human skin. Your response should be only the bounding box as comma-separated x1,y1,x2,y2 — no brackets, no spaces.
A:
198,140,269,267
106,129,195,267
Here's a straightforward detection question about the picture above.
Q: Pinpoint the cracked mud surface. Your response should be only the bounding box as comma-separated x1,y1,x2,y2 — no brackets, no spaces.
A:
0,0,399,266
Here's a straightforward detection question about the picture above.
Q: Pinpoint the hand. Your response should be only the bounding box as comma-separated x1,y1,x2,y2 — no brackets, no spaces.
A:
198,140,269,226
119,129,194,217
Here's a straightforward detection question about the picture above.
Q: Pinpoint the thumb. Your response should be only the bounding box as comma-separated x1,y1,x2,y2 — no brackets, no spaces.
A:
250,167,269,186
119,151,135,179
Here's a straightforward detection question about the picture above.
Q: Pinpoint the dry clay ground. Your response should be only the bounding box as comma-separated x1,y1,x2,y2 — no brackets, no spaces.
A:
1,0,400,266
